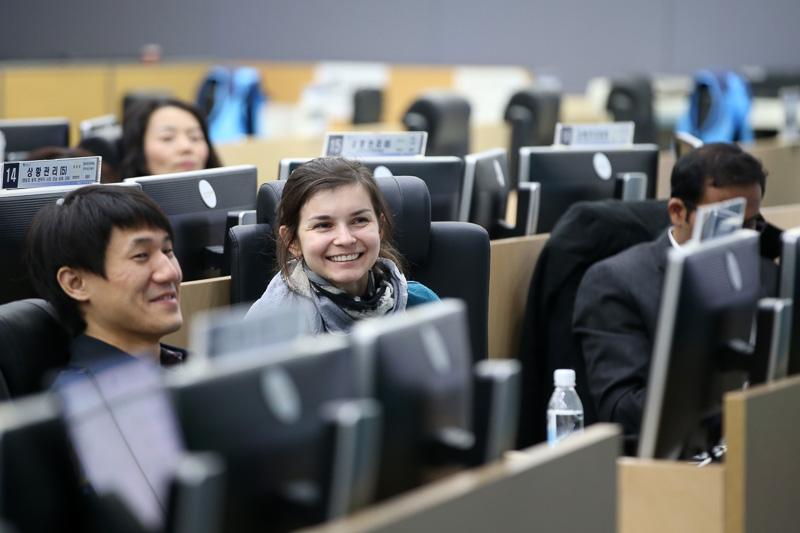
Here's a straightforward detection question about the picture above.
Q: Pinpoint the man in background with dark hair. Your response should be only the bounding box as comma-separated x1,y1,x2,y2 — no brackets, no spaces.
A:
26,185,185,366
573,143,777,437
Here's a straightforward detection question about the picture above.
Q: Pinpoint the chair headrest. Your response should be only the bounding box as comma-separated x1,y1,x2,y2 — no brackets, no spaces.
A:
256,175,432,265
0,299,71,399
402,92,471,158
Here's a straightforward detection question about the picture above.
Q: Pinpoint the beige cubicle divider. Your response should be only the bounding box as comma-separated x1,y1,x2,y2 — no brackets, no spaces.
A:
762,202,800,229
163,276,231,349
724,374,800,533
298,424,621,533
488,234,548,359
1,64,110,144
618,458,724,533
471,122,510,155
749,139,800,208
110,62,212,116
249,61,315,105
384,65,454,125
619,374,800,533
560,93,612,124
216,134,324,185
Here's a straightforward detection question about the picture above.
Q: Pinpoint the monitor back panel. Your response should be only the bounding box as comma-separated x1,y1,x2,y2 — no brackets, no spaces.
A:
522,145,658,233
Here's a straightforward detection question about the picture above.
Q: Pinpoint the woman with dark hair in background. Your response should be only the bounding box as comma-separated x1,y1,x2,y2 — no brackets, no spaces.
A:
119,98,222,179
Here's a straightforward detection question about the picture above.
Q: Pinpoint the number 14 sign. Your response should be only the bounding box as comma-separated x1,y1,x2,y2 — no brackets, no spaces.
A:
1,156,101,190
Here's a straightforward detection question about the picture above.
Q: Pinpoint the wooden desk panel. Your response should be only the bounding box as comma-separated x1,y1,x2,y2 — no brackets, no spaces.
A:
725,375,800,533
249,61,315,105
299,424,620,533
111,62,212,116
618,458,724,533
385,66,453,124
163,276,230,349
748,139,800,208
488,234,548,359
1,65,109,144
215,135,323,184
761,202,800,229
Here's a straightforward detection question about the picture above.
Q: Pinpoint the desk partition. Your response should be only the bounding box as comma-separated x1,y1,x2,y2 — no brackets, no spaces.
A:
619,374,800,533
297,424,620,533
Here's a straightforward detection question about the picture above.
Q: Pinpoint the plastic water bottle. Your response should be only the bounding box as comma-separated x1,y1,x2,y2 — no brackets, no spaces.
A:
547,369,584,446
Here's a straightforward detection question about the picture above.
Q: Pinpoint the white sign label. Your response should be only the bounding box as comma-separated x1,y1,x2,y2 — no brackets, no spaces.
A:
323,132,427,158
1,156,101,190
555,122,635,148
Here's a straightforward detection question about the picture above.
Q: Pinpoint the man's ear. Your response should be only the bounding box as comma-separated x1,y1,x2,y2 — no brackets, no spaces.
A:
279,226,301,257
667,198,687,227
56,266,90,302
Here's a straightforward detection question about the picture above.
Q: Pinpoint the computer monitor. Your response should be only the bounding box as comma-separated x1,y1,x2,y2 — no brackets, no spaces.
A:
463,148,540,238
778,226,800,376
350,299,520,501
278,156,466,222
749,298,792,386
52,356,226,533
189,301,311,361
0,393,86,532
519,144,659,233
0,117,70,162
0,182,141,305
125,165,258,281
638,230,761,460
52,357,188,532
168,335,381,533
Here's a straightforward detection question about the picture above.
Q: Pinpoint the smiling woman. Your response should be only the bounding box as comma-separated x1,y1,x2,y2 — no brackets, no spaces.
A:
246,157,439,334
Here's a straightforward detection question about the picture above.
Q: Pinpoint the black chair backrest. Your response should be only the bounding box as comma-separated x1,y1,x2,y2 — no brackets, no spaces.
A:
504,88,561,188
353,88,383,124
402,92,471,158
0,299,71,400
606,75,657,145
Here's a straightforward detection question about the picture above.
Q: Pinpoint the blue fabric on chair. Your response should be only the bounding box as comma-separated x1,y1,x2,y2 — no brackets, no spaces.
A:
675,69,754,143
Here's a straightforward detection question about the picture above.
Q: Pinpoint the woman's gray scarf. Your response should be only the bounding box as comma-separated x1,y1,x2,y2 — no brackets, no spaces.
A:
247,258,408,335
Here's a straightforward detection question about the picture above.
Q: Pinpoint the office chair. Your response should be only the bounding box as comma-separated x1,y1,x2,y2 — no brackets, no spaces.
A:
515,199,670,448
503,88,561,188
0,299,72,400
606,75,657,145
402,92,471,158
674,69,754,144
353,88,383,124
78,115,124,173
122,90,173,115
227,175,491,362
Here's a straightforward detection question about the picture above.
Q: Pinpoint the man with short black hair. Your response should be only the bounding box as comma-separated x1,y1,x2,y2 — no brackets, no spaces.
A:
26,185,185,366
573,143,777,437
